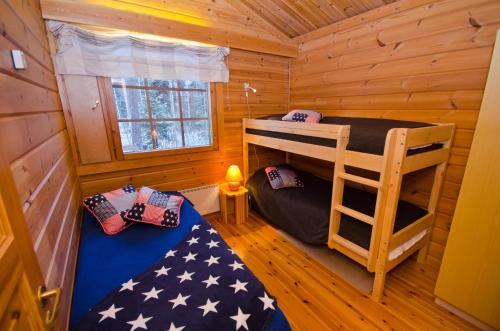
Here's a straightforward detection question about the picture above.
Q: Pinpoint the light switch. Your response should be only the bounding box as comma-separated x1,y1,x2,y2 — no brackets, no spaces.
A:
11,50,27,70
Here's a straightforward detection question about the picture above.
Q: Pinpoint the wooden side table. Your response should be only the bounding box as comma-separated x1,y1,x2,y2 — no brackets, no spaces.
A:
219,184,248,224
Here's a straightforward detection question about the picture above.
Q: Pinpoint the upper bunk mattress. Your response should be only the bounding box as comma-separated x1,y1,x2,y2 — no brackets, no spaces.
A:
246,115,442,155
247,167,427,247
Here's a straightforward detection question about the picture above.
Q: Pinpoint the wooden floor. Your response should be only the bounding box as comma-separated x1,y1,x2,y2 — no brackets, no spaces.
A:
207,212,479,331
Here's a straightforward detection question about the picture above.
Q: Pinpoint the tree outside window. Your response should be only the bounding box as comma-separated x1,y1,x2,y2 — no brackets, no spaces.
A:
111,77,212,154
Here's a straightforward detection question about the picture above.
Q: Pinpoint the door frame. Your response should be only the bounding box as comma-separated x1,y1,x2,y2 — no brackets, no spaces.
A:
0,146,48,329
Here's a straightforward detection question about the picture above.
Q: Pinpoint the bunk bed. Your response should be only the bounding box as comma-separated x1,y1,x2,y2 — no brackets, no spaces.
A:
242,116,454,300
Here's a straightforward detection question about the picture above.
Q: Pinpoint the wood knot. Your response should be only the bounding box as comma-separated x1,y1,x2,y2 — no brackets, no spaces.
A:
376,37,386,47
469,16,482,28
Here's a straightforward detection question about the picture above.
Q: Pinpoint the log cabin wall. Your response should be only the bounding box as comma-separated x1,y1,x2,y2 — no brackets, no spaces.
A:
40,0,297,57
0,0,80,328
289,0,500,272
76,49,289,196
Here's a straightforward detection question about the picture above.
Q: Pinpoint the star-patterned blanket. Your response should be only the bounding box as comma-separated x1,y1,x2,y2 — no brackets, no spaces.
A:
77,220,278,331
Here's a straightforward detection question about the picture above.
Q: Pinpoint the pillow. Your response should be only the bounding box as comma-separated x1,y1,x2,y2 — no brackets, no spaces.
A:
83,185,137,235
125,186,184,227
282,110,321,123
265,166,304,190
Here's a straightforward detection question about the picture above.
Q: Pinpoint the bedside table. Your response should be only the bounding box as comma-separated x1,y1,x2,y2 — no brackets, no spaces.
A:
219,184,248,224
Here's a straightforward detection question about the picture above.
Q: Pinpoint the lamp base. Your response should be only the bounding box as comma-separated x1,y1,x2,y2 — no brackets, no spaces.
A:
227,182,241,191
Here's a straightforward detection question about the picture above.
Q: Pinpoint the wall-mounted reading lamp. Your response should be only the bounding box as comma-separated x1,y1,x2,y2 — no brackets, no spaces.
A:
243,82,257,98
243,82,260,167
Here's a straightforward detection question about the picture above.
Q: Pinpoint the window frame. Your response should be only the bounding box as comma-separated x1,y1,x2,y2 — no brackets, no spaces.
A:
102,77,220,160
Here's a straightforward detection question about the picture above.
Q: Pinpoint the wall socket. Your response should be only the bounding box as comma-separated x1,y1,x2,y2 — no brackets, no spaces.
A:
11,50,28,70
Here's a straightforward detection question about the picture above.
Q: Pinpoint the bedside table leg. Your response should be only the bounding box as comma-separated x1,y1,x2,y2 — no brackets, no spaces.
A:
220,192,228,224
245,193,249,218
235,194,245,224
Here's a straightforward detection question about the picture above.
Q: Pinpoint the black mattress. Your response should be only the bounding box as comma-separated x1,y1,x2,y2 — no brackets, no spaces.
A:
247,166,427,247
246,115,442,155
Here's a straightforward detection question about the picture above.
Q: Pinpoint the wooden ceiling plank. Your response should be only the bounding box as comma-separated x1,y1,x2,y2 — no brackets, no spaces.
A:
257,0,311,36
272,0,319,31
239,0,302,38
40,0,298,57
360,0,389,10
294,0,438,44
231,0,396,39
330,0,369,17
289,0,334,27
228,0,293,42
316,0,348,21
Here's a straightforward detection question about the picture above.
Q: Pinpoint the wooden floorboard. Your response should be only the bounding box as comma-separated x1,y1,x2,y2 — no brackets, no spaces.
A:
207,212,479,331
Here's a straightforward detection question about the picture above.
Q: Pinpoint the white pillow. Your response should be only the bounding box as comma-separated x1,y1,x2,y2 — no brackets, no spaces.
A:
282,110,322,123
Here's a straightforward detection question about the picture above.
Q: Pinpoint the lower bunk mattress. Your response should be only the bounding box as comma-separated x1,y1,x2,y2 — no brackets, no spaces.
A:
71,198,291,331
247,167,427,252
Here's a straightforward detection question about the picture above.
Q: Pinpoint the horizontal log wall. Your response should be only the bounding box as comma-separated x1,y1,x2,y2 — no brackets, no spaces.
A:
0,0,80,328
78,49,289,196
40,0,297,57
289,0,500,272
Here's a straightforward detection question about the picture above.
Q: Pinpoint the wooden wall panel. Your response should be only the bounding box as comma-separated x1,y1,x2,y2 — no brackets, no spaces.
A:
78,49,290,196
289,0,500,272
63,75,112,164
40,0,297,57
0,0,80,328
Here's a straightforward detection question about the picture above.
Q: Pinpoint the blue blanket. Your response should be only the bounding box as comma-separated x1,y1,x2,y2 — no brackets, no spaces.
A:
71,201,290,331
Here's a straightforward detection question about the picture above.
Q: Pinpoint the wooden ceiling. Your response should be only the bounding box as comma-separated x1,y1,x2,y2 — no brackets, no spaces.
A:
235,0,399,38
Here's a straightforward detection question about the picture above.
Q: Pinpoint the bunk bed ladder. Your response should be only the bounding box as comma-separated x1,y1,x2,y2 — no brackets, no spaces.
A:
328,129,407,272
329,169,381,264
328,126,371,258
329,128,409,301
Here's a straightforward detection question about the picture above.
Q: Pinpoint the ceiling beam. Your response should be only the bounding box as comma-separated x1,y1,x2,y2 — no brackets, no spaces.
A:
40,0,298,57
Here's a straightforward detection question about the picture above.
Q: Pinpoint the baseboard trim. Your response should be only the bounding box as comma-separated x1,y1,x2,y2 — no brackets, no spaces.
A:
434,298,495,331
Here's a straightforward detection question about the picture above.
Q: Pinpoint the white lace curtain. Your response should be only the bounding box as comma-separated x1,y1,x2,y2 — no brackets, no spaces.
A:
47,21,230,82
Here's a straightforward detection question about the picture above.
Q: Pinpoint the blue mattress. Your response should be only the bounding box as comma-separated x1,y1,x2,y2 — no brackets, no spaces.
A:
71,200,290,330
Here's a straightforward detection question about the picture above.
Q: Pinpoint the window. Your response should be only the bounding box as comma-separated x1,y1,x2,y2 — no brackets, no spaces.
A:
111,77,213,154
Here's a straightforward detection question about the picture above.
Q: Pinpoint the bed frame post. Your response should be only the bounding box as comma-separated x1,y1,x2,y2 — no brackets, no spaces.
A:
243,119,249,185
367,130,396,272
372,128,409,301
328,125,350,248
416,126,454,263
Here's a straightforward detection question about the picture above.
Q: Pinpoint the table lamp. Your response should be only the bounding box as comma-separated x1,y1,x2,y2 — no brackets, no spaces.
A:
225,165,243,191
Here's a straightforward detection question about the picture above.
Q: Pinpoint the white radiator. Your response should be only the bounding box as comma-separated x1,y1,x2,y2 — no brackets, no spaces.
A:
180,184,220,215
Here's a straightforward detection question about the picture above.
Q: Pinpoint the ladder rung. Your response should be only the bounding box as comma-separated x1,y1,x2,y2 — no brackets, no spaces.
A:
332,234,369,259
334,205,374,225
338,172,380,188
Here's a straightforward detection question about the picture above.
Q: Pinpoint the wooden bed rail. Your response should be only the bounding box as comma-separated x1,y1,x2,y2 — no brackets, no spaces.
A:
244,118,347,139
406,123,454,148
402,123,455,174
389,213,434,251
242,118,350,183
